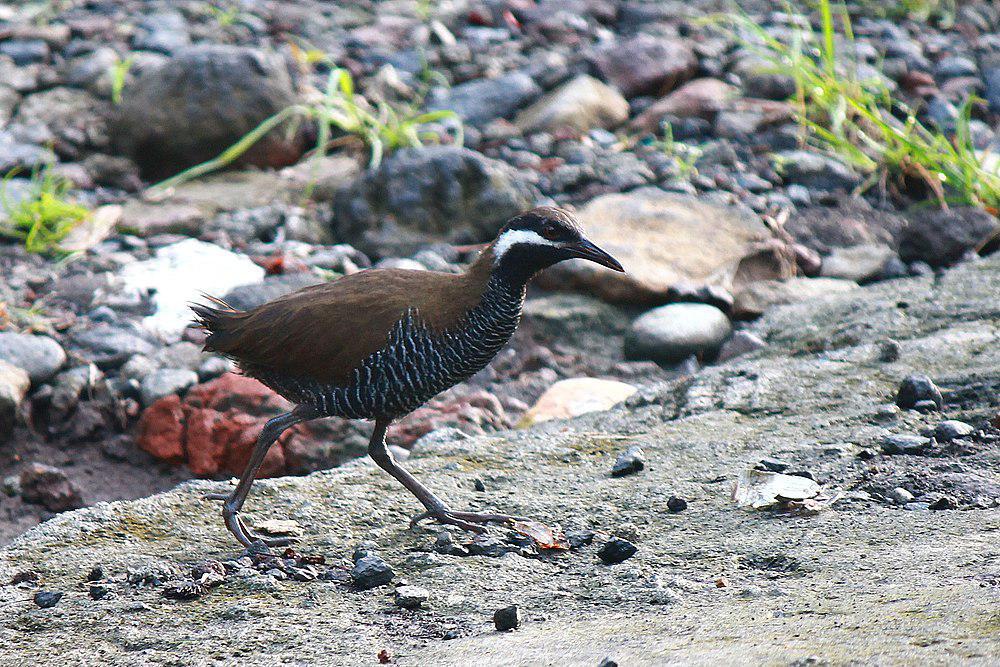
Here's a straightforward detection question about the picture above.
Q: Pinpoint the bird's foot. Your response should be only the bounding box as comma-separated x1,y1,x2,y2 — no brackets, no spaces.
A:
205,492,293,548
410,508,527,533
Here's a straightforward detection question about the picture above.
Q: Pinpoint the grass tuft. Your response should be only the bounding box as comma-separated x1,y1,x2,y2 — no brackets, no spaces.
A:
1,164,90,256
718,0,1000,211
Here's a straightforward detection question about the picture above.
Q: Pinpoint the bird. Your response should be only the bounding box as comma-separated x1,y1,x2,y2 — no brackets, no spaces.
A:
192,206,624,548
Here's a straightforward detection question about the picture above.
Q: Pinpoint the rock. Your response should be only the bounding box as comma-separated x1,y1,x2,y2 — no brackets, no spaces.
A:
0,131,50,173
113,45,305,180
881,434,931,455
0,40,48,66
427,71,540,125
984,57,1000,113
132,11,190,54
121,239,265,341
897,208,1000,268
887,487,915,504
732,278,859,319
394,585,429,609
33,591,63,609
820,244,896,283
631,78,739,132
896,374,943,411
333,146,538,256
717,330,767,362
493,605,521,631
934,420,974,442
519,378,637,427
0,333,66,384
775,151,861,192
611,445,646,477
58,205,123,253
666,496,687,512
591,34,696,98
625,303,732,364
19,463,84,512
139,369,199,407
14,88,110,154
390,389,510,446
351,555,394,590
598,538,638,564
535,188,776,305
785,203,906,255
69,325,156,369
515,75,629,133
0,362,29,442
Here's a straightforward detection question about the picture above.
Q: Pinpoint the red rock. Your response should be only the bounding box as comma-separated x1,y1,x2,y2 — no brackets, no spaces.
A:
137,394,186,462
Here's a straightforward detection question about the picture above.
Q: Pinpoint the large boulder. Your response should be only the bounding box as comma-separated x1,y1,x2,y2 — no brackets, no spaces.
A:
332,146,539,256
113,45,306,180
0,333,66,385
536,188,782,305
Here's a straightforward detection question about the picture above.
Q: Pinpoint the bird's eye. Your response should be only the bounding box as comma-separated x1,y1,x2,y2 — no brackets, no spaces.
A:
540,225,560,241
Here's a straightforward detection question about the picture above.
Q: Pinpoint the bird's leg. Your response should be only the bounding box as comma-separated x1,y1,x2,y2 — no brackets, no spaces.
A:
207,405,318,548
367,419,524,533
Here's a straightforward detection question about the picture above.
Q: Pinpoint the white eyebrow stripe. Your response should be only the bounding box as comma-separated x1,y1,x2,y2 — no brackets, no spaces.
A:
492,229,559,264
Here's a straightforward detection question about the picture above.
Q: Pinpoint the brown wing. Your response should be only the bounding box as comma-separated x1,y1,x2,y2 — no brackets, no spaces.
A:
193,267,488,386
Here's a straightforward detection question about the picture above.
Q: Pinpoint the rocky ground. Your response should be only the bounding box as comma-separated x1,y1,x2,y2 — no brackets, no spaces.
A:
1,228,999,665
0,0,998,614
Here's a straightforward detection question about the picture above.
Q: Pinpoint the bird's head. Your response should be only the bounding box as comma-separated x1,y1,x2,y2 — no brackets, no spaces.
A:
489,206,624,285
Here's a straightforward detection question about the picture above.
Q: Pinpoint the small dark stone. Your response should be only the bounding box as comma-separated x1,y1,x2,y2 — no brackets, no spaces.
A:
598,538,638,564
442,629,460,640
787,471,816,481
566,530,596,549
611,445,646,477
896,374,943,411
913,400,940,413
929,495,958,511
473,478,487,492
598,658,620,667
877,339,901,362
757,458,789,472
467,535,519,558
881,434,931,455
493,604,521,631
86,566,104,582
89,583,112,600
351,555,394,590
33,590,63,608
667,496,688,512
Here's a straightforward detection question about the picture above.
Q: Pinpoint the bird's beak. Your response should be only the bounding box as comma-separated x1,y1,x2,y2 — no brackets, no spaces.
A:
567,238,625,272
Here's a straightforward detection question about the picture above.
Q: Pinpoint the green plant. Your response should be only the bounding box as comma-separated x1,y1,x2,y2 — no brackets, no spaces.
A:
1,165,90,256
150,68,462,194
205,2,243,27
109,55,134,106
657,123,703,179
719,0,999,210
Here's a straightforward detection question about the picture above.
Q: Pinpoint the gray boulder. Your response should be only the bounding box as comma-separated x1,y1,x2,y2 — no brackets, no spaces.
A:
113,45,306,180
332,146,539,256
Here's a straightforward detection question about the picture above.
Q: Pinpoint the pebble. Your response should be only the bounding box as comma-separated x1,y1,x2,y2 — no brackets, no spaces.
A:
716,331,767,362
929,496,958,511
0,333,67,384
877,339,902,362
19,462,84,512
887,487,915,504
493,604,521,631
757,458,789,473
896,374,943,411
351,555,394,590
625,303,732,365
139,368,198,406
667,496,688,513
611,445,646,477
33,590,63,608
394,585,429,609
881,434,931,455
566,530,596,549
89,583,113,600
598,538,638,565
934,420,974,442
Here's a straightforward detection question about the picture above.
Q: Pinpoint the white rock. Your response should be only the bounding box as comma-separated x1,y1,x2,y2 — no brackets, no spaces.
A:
519,377,637,427
120,239,264,341
515,75,629,133
625,303,732,364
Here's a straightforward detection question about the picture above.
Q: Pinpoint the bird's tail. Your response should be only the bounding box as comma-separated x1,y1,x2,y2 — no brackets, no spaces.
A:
189,294,246,353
